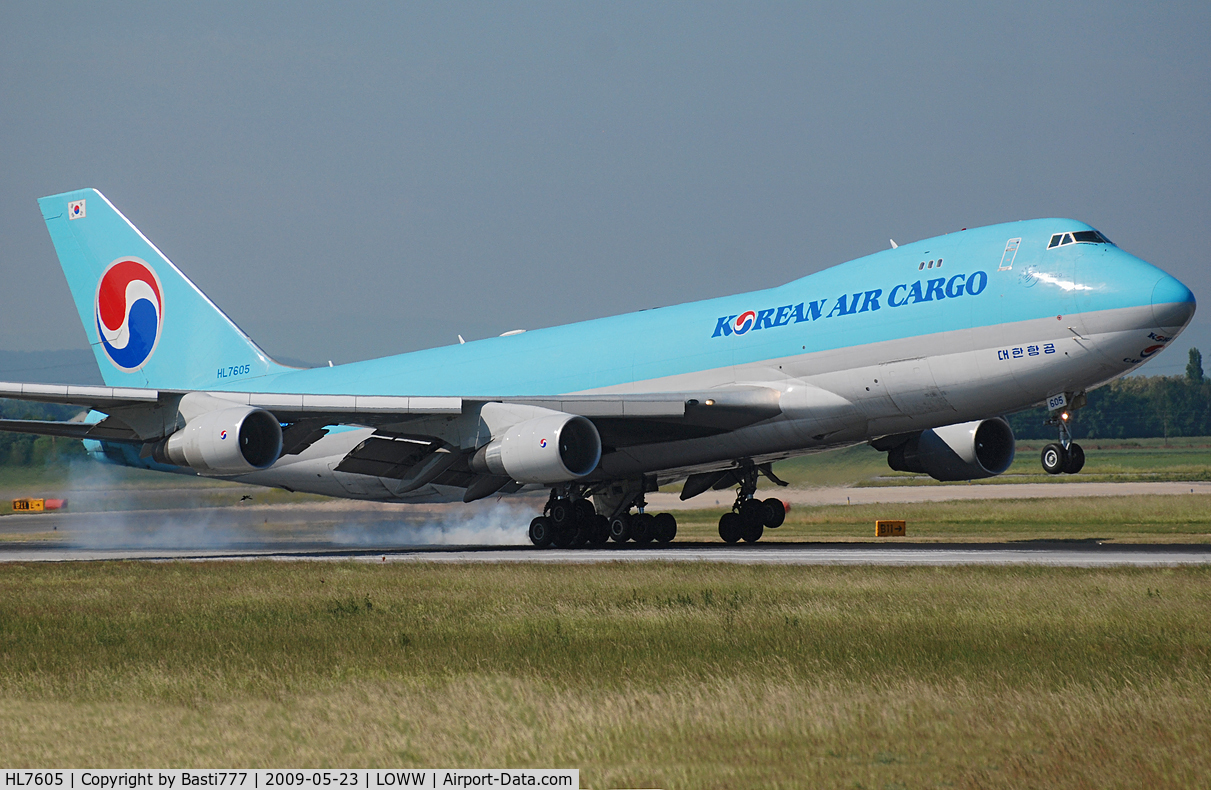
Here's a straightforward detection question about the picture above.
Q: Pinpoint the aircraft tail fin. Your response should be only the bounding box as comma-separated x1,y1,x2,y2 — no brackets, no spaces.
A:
37,188,292,390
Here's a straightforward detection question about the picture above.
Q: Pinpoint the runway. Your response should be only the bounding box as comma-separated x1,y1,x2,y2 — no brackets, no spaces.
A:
1,481,1208,566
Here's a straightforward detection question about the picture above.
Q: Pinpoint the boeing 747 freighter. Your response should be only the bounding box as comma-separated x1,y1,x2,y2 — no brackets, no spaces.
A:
0,189,1195,546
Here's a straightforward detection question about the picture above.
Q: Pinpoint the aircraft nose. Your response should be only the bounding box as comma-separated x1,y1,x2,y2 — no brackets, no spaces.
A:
1151,273,1196,328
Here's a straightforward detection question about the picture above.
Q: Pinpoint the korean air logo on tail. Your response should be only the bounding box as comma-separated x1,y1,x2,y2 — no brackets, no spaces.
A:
95,257,163,371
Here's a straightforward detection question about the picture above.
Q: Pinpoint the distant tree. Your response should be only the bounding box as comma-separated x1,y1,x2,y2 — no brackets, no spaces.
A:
1188,347,1204,384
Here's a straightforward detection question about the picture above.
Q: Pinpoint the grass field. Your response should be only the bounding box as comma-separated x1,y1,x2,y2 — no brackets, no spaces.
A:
1,440,1209,784
0,562,1208,788
673,493,1211,543
761,436,1211,489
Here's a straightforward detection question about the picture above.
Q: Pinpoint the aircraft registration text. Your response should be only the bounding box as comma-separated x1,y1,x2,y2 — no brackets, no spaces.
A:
217,365,251,379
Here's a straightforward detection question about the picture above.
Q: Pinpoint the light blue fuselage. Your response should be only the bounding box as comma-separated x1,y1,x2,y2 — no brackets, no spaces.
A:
223,219,1190,398
87,216,1196,501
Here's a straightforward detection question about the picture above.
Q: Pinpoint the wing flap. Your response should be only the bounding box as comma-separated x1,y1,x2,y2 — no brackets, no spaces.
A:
334,435,443,479
0,417,142,442
0,381,159,407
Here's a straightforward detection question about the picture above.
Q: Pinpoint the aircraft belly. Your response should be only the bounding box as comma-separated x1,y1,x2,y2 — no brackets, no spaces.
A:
597,419,818,479
235,460,357,499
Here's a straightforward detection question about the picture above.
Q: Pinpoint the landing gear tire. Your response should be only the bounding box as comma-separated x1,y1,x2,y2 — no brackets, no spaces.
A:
549,498,575,528
653,512,677,544
738,498,765,530
1064,443,1085,474
719,511,743,544
761,498,786,528
742,520,764,543
631,512,655,544
573,498,596,524
609,514,631,543
1041,443,1067,475
529,517,554,548
566,499,594,548
550,524,576,549
588,514,611,545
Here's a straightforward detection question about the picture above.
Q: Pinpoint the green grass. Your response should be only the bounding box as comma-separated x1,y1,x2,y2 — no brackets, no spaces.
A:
0,562,1209,787
757,436,1211,489
673,493,1211,543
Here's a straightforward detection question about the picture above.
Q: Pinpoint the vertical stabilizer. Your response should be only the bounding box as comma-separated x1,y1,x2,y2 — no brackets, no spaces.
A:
38,188,292,390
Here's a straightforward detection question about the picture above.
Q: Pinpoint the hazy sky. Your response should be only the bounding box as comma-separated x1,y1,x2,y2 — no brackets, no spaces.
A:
2,2,1209,376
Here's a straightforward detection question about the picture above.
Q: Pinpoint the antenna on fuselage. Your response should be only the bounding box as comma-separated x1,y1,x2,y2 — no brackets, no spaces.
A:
890,239,898,249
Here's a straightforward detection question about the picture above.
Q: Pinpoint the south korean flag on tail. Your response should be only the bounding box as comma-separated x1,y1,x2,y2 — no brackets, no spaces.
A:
68,199,86,219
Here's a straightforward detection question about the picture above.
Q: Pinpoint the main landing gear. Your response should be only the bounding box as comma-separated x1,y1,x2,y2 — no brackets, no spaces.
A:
528,485,678,549
1041,406,1085,475
717,465,786,544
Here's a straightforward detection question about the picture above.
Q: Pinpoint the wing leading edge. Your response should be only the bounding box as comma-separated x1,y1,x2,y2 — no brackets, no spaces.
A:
0,381,784,450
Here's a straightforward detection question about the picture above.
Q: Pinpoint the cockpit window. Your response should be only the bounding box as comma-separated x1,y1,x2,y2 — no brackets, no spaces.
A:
1048,229,1113,249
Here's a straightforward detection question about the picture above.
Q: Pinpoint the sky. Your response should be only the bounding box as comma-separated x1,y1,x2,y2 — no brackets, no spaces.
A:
2,2,1209,377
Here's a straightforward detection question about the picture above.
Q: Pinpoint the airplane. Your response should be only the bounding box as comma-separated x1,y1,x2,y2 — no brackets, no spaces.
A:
0,188,1196,547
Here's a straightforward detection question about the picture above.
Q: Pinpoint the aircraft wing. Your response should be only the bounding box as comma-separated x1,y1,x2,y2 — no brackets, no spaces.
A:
0,381,784,448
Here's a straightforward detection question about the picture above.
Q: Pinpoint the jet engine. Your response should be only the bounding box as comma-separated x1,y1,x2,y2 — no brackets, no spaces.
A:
155,405,283,475
879,418,1015,482
471,411,601,483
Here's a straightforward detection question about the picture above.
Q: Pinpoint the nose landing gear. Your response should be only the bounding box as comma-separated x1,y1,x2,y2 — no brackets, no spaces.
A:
1041,441,1085,475
1041,401,1085,475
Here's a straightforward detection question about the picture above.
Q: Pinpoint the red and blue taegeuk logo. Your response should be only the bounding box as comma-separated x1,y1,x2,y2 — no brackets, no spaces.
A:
732,310,757,335
95,258,163,371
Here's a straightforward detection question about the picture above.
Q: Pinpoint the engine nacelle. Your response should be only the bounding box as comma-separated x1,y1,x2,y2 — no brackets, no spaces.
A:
883,418,1015,482
158,405,283,475
471,411,601,483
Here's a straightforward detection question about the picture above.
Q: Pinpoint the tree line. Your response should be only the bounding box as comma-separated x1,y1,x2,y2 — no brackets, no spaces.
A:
1008,348,1208,440
0,400,87,467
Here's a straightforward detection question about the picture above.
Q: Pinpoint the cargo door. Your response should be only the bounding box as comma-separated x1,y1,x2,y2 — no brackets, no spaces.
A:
880,357,952,416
